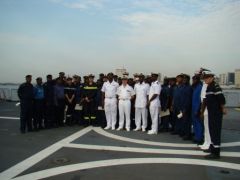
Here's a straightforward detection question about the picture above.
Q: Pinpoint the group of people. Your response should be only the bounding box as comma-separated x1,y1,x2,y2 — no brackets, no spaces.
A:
17,68,226,159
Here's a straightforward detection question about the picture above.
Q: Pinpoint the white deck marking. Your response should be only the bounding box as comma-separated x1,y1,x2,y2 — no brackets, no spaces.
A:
0,126,92,180
1,125,239,180
0,116,20,120
12,158,240,180
94,127,240,148
65,143,240,158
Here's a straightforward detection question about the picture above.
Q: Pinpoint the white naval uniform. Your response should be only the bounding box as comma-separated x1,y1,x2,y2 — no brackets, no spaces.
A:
101,81,119,129
149,81,161,133
200,82,211,149
117,84,135,130
134,82,150,130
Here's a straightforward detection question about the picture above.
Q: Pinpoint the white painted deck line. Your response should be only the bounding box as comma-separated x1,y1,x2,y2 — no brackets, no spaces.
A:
0,126,92,180
93,127,240,148
0,116,20,120
65,143,240,158
12,158,240,180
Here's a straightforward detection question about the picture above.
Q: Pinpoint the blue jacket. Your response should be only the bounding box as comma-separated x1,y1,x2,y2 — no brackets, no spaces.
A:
160,84,170,110
34,85,44,100
18,83,34,102
192,83,202,114
43,81,55,105
182,84,192,114
54,84,65,100
173,84,184,113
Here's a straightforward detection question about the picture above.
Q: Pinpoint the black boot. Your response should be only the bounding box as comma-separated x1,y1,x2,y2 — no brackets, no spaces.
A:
205,145,220,160
203,144,213,153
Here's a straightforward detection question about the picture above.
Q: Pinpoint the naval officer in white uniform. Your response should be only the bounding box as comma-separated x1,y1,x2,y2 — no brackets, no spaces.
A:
101,73,119,130
117,74,135,131
134,74,150,132
147,73,161,135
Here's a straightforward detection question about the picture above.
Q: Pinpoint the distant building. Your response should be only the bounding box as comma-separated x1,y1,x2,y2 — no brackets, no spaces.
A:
226,72,235,85
215,77,220,84
219,73,227,85
115,68,127,78
235,69,240,88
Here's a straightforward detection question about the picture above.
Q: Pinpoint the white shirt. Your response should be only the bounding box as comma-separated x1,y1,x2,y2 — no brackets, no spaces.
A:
117,84,135,100
134,82,150,108
101,81,119,98
201,82,208,115
201,82,208,102
149,81,161,107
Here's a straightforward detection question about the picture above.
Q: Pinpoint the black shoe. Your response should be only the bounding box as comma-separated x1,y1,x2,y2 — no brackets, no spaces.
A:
171,132,178,135
204,153,220,160
179,133,185,137
20,130,26,134
159,128,169,133
203,148,211,153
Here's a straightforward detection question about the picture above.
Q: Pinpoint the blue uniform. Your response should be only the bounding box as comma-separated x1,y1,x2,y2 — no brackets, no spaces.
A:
160,84,170,130
192,83,203,142
43,81,55,128
182,84,193,138
172,84,184,134
33,85,45,130
54,84,65,126
18,82,34,133
169,85,176,131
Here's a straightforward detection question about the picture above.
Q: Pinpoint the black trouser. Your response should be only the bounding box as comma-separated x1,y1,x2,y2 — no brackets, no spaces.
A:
66,102,76,125
182,113,192,137
96,109,106,128
147,107,151,130
173,110,183,135
208,111,223,147
161,115,170,130
130,101,135,129
55,99,65,126
33,99,44,130
83,101,97,126
44,102,55,128
20,101,33,133
169,111,175,131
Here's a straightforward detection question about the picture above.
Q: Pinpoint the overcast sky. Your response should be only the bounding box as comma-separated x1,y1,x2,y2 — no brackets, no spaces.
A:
0,0,240,83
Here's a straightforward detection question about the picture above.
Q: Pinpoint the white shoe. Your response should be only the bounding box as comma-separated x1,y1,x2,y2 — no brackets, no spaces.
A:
142,128,146,132
147,130,157,135
126,128,130,132
104,126,111,130
117,127,123,131
200,145,210,150
112,127,115,130
134,128,141,131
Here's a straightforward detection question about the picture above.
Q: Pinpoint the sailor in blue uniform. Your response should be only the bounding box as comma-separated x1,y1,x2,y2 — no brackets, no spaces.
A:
160,78,170,132
43,74,55,128
168,78,176,132
33,77,45,131
191,75,203,144
54,78,65,127
64,77,76,126
202,71,226,159
172,74,184,135
181,74,193,140
18,75,34,133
